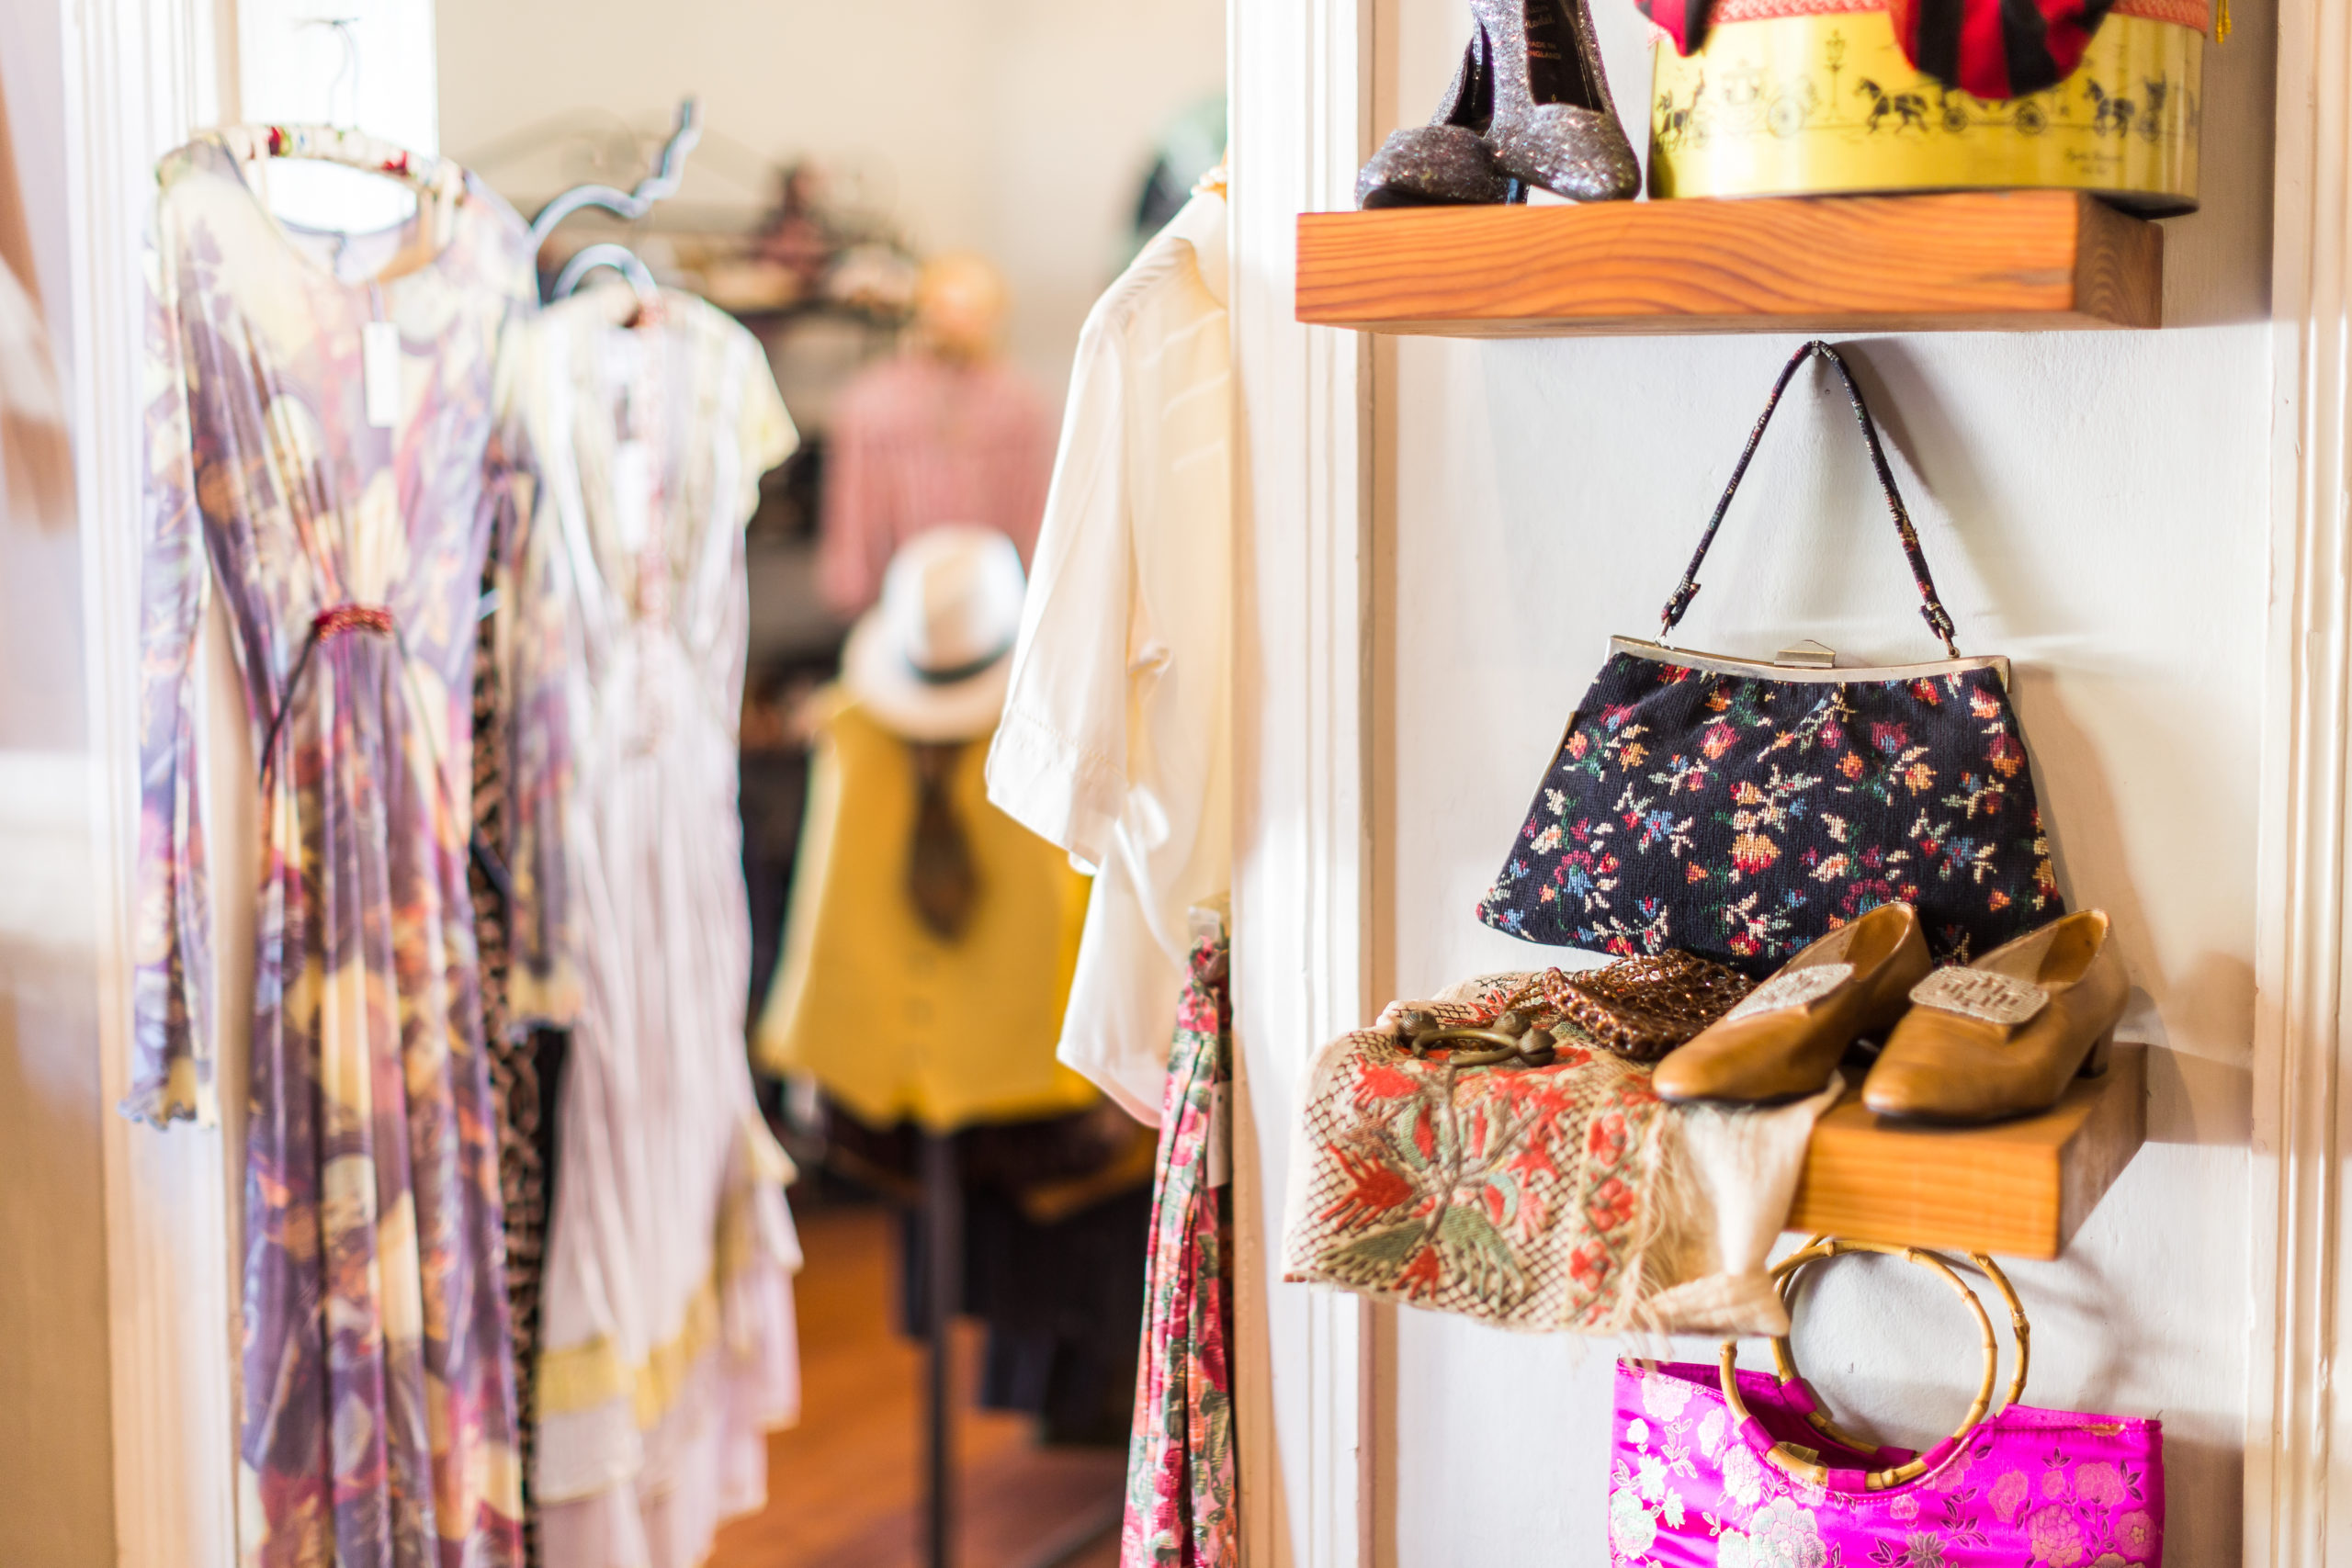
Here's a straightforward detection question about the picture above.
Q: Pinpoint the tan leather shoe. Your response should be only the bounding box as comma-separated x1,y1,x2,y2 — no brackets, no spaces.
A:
1861,909,2128,1124
1652,904,1931,1105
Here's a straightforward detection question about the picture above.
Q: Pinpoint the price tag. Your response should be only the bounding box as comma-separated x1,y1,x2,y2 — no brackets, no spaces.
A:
362,321,401,429
612,440,652,552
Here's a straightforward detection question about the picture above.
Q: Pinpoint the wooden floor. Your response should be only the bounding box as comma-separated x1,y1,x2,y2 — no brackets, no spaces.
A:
708,1201,1125,1568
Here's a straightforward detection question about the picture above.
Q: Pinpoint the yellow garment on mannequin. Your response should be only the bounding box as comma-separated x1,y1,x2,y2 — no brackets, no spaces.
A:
756,690,1098,1129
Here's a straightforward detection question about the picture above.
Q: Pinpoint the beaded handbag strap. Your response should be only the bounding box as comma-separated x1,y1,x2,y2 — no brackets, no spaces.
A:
1659,341,1962,660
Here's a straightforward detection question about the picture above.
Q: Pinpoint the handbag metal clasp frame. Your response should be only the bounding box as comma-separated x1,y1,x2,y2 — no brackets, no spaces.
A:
1615,634,2013,689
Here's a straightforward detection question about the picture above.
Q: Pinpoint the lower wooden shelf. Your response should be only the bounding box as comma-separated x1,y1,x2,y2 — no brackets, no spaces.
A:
1295,191,2164,336
1786,1043,2146,1259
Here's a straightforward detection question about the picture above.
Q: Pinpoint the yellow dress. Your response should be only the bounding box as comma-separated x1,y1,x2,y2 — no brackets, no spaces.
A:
756,690,1097,1128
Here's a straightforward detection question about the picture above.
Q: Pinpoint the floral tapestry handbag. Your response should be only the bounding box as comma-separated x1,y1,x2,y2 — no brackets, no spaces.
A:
1479,340,2063,976
1610,1237,2165,1568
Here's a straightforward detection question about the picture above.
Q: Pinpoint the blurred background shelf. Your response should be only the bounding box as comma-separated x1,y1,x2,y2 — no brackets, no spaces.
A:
1294,191,2162,337
1787,1043,2148,1259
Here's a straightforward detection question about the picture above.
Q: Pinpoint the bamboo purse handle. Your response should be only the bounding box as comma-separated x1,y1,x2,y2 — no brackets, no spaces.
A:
1717,1236,2028,1493
1763,1237,2032,1462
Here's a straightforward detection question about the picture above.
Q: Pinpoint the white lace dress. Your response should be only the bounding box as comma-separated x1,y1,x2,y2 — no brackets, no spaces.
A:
505,285,802,1568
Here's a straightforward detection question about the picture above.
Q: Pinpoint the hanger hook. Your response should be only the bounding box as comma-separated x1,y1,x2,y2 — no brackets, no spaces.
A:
553,243,662,314
527,96,703,252
304,16,362,130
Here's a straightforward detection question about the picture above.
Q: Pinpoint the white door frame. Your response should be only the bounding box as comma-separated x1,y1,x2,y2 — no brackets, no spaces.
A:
60,2,240,1564
61,1,437,1562
2245,0,2352,1558
1227,0,1376,1564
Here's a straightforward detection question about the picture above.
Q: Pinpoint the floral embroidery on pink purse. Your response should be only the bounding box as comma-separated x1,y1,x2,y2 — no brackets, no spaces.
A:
1611,1236,2163,1567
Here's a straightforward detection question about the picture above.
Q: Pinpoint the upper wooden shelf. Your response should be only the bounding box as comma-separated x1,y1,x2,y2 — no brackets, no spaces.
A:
1786,1043,2147,1259
1295,191,2162,337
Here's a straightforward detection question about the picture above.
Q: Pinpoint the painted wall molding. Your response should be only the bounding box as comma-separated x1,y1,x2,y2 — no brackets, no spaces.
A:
60,2,240,1564
1227,0,1375,1562
2248,0,2352,1559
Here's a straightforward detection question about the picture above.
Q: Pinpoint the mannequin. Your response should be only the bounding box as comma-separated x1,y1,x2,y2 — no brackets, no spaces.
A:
761,525,1143,1568
816,252,1056,617
912,251,1010,363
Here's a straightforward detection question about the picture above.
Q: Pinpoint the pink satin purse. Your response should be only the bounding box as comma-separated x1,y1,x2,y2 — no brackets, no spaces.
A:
1609,1238,2164,1567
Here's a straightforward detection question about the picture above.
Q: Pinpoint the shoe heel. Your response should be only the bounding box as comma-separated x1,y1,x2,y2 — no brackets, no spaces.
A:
2078,1028,2116,1079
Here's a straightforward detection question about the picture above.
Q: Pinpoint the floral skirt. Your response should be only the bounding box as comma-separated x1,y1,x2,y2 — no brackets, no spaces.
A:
1121,919,1237,1568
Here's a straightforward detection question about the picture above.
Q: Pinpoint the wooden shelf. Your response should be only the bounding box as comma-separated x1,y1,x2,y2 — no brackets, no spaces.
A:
1295,191,2162,337
1785,1043,2146,1259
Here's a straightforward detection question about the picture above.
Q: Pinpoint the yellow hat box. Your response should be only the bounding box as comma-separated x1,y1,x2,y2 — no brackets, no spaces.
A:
1646,0,2206,214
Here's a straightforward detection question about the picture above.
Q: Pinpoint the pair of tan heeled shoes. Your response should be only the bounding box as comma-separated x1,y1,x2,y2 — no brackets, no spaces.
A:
1653,904,2128,1124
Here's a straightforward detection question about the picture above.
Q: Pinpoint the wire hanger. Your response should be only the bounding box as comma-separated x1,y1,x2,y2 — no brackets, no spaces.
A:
214,18,464,276
554,242,662,320
314,17,363,130
231,17,440,185
527,98,704,249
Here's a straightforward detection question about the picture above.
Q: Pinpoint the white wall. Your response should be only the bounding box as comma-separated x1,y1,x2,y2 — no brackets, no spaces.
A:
1367,4,2273,1564
434,0,1224,406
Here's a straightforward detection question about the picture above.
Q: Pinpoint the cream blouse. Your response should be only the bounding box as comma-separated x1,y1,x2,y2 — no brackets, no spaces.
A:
984,191,1233,1124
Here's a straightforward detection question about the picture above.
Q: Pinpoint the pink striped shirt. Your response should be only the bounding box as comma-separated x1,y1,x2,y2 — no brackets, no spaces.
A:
819,351,1055,615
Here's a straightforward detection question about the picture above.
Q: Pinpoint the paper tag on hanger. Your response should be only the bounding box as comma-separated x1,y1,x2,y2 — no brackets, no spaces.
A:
1205,1083,1230,1189
362,321,401,429
612,441,652,552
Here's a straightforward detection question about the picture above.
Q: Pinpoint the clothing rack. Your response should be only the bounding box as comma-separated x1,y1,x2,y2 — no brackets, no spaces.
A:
918,1131,1124,1568
921,1132,962,1568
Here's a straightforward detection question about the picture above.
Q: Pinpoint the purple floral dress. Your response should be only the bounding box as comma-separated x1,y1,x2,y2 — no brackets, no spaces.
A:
1123,918,1237,1567
133,130,572,1567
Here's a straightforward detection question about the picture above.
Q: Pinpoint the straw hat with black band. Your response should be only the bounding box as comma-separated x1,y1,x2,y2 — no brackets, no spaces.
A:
842,524,1025,742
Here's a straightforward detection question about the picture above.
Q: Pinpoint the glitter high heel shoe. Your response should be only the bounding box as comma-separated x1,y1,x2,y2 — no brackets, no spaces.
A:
1475,0,1640,202
1356,35,1513,208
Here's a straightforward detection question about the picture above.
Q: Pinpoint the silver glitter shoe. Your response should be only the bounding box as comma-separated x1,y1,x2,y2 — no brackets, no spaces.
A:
1476,0,1640,202
1356,35,1513,208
